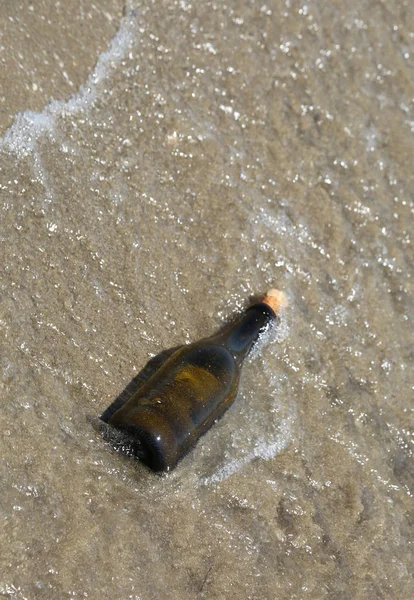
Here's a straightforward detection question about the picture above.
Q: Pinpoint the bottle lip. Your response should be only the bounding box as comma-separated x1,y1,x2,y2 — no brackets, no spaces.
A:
247,301,278,320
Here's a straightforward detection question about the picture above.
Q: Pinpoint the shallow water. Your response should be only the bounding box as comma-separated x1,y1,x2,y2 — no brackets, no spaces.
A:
1,1,413,598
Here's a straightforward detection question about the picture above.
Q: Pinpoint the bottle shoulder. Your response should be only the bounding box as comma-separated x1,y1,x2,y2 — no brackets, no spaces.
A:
177,340,235,367
161,340,236,385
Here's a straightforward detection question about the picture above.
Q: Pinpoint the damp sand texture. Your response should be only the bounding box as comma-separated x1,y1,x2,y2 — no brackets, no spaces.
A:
1,1,413,600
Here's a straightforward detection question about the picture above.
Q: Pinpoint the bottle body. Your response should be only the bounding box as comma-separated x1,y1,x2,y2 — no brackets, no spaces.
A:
102,302,276,471
108,343,238,470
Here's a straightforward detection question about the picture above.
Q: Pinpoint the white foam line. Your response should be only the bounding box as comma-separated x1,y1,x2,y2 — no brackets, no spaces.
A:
200,406,295,486
0,8,137,159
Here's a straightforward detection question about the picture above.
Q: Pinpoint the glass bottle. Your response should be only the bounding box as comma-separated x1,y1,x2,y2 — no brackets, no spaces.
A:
99,289,286,471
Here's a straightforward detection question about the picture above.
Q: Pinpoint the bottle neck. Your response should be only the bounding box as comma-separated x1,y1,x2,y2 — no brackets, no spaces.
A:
216,302,277,362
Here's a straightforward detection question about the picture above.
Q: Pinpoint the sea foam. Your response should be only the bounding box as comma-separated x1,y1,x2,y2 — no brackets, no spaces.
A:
0,8,137,159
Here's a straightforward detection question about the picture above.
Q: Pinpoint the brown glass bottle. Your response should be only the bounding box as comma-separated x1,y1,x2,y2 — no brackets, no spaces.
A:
100,290,285,472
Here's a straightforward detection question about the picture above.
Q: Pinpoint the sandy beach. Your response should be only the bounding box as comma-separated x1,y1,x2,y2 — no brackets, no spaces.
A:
1,1,413,598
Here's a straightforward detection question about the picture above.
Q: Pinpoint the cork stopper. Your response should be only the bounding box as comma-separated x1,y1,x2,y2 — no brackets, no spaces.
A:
261,288,288,314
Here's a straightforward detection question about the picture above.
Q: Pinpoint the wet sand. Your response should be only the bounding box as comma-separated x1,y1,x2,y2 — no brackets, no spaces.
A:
1,1,413,598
